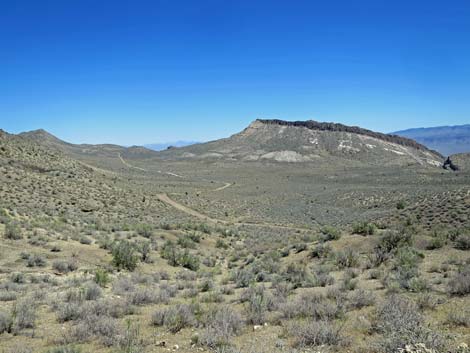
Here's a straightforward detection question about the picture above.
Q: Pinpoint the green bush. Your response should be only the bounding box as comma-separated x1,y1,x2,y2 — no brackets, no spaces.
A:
4,223,22,240
396,200,406,210
178,250,200,271
177,235,197,249
135,223,153,238
335,248,359,268
160,240,199,271
352,222,376,236
455,233,470,250
94,268,110,287
112,241,138,271
320,226,341,241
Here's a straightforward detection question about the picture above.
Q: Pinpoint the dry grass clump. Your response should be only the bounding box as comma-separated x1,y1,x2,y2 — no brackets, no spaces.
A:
372,295,444,353
151,303,199,333
196,306,244,349
288,320,345,348
448,265,470,296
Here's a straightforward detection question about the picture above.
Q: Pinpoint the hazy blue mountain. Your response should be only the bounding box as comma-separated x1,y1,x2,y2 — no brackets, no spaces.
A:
393,124,470,156
144,141,199,151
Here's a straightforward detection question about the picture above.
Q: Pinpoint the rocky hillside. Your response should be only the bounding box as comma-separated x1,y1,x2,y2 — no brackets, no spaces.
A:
0,129,179,226
157,119,443,167
394,124,470,156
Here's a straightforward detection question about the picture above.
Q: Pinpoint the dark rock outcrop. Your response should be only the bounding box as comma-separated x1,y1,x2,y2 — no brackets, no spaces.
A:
443,156,459,171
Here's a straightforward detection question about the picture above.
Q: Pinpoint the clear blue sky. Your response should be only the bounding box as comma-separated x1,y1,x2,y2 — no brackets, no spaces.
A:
1,0,469,145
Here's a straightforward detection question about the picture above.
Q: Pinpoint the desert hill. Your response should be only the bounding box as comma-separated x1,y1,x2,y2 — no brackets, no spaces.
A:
19,129,157,161
157,119,443,166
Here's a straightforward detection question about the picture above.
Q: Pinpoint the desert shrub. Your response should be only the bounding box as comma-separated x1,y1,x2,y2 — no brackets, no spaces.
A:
112,276,135,295
201,290,224,303
126,287,159,305
71,315,121,347
178,234,197,249
187,232,201,243
447,306,470,327
178,250,200,271
198,306,243,348
310,243,332,259
391,247,424,290
84,282,102,300
415,293,437,311
348,289,375,309
116,320,144,353
289,320,344,347
199,278,214,292
352,222,376,236
160,241,199,270
112,240,138,271
135,223,153,238
241,285,273,324
26,253,47,267
52,259,78,273
232,268,255,288
151,304,198,333
215,239,228,249
94,268,110,287
283,263,313,288
292,242,307,253
426,235,446,250
335,248,359,268
11,297,36,332
202,257,217,267
0,310,12,333
371,228,414,267
320,226,341,241
45,346,81,353
137,240,152,263
81,298,134,319
0,290,17,301
312,267,335,287
340,271,358,291
5,343,33,353
448,265,470,295
10,272,26,283
56,302,82,322
280,292,342,321
455,233,470,250
396,200,407,210
272,282,292,302
79,236,92,245
372,295,444,353
4,223,22,240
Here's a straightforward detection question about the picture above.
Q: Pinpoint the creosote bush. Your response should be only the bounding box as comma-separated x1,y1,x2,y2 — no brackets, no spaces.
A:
112,240,138,271
352,221,377,236
4,222,22,240
320,226,341,241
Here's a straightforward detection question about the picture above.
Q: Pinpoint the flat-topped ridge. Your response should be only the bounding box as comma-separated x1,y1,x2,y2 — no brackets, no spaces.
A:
256,119,442,157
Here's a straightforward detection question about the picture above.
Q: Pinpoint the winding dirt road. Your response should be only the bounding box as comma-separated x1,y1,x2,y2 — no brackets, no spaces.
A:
119,153,310,232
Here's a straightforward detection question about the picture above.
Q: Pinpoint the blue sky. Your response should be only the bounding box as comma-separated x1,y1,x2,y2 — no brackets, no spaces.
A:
1,0,469,145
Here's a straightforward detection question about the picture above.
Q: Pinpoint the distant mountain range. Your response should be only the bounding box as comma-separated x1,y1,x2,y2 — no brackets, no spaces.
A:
393,124,470,156
14,119,444,169
144,141,199,151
